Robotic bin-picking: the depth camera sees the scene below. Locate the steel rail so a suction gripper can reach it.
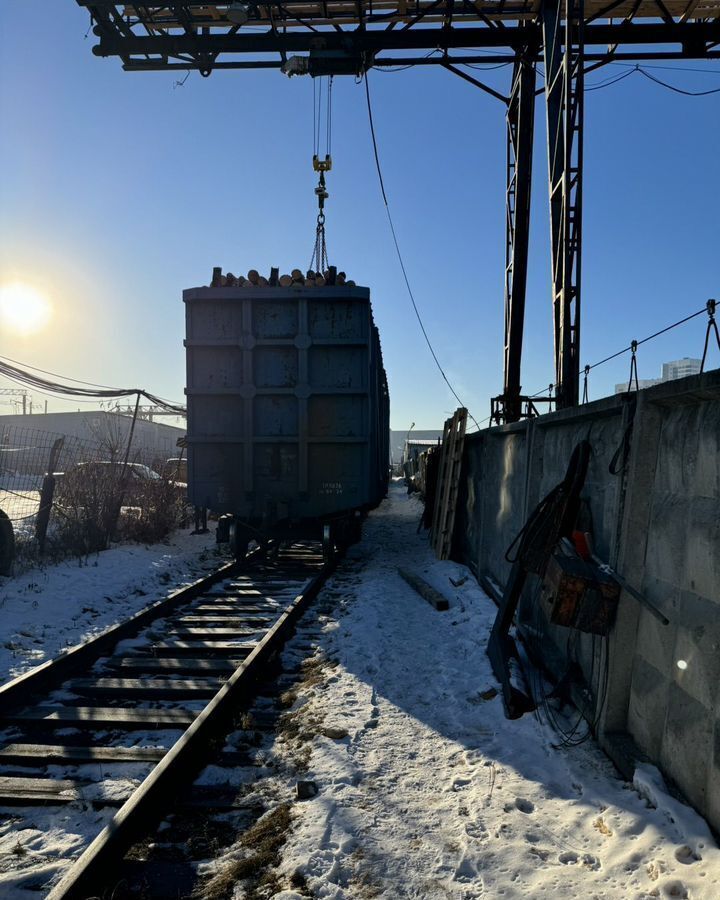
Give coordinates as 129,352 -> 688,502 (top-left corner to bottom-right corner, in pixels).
45,548 -> 335,900
0,556 -> 243,716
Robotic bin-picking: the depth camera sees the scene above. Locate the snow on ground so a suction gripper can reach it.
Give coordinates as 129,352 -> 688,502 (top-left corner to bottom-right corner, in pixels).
0,528 -> 222,684
0,527 -> 226,893
270,482 -> 720,900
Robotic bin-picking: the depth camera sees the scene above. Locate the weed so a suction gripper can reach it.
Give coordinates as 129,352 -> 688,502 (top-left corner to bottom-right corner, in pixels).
194,804 -> 292,900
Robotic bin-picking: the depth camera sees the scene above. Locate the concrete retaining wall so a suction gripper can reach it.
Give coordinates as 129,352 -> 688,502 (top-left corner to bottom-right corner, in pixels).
455,369 -> 720,832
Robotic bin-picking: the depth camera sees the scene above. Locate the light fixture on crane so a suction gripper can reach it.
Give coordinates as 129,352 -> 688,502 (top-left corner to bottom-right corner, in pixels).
226,2 -> 251,25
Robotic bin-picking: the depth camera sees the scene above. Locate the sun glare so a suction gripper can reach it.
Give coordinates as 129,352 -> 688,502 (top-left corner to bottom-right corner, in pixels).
0,282 -> 53,336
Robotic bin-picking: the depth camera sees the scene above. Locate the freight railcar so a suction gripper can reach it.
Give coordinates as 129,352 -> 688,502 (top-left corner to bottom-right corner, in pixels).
184,280 -> 389,555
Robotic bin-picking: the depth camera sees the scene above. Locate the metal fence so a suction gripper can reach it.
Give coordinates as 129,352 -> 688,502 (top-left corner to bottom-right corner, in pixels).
0,424 -> 187,571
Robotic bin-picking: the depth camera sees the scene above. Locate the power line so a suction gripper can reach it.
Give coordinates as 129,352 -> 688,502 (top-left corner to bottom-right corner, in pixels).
0,358 -> 185,414
0,353 -> 122,390
363,72 -> 482,432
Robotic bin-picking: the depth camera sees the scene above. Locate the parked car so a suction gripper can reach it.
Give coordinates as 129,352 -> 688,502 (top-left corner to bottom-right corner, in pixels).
54,461 -> 163,505
160,457 -> 188,488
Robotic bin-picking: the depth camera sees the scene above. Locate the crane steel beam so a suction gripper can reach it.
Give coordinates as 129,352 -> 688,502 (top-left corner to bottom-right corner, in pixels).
498,49 -> 537,424
86,22 -> 720,55
118,50 -> 720,71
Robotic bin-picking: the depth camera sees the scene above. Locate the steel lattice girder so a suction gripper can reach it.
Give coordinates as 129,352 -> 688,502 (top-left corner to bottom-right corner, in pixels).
502,50 -> 537,424
84,23 -> 720,59
76,1 -> 720,71
544,0 -> 584,411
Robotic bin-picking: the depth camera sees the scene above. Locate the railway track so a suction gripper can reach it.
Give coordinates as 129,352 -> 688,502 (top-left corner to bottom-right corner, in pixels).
0,541 -> 334,899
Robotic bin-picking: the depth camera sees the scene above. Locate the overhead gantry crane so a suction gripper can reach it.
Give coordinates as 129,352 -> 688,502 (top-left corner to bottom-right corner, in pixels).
76,1 -> 720,422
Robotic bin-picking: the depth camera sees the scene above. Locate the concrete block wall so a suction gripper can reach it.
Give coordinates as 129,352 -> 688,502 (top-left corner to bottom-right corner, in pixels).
455,370 -> 720,832
622,377 -> 720,828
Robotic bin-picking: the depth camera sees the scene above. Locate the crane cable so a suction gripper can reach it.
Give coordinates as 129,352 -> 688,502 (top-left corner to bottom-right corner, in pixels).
310,76 -> 333,273
364,72 -> 481,431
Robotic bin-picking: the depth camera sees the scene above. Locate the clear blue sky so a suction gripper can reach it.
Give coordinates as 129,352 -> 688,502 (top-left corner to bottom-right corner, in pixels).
1,3 -> 718,429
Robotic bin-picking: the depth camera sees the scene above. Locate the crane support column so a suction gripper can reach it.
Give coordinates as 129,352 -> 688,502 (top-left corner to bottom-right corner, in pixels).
501,51 -> 537,424
543,0 -> 584,410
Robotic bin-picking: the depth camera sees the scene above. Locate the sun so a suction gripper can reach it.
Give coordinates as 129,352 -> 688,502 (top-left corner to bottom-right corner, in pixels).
0,282 -> 53,336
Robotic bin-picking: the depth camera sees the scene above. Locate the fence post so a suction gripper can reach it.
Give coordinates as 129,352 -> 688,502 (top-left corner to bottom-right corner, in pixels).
35,437 -> 65,554
109,392 -> 141,541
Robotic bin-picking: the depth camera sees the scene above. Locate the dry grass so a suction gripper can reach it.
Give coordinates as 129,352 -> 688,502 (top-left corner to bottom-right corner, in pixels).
194,804 -> 292,900
53,463 -> 188,557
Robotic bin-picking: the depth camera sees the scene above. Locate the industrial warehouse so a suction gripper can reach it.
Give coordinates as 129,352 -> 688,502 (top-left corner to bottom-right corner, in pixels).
0,3 -> 718,899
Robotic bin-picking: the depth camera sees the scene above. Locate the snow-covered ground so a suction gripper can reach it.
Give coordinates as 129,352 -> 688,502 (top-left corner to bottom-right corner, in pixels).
268,482 -> 720,900
1,485 -> 718,899
0,528 -> 221,685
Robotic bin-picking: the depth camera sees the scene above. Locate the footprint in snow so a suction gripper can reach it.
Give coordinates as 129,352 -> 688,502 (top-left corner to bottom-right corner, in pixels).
454,854 -> 481,884
558,851 -> 600,869
674,845 -> 701,864
514,797 -> 534,814
465,821 -> 488,840
661,880 -> 689,898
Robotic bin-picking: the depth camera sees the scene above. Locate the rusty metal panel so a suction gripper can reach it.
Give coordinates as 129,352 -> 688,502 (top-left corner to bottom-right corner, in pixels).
544,554 -> 620,635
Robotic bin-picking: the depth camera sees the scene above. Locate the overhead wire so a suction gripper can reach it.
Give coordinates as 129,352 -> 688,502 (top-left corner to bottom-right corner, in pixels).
582,62 -> 720,94
585,305 -> 709,372
365,48 -> 715,429
635,66 -> 720,96
374,49 -> 441,72
624,61 -> 720,74
524,303 -> 711,404
585,67 -> 636,91
0,357 -> 186,414
363,72 -> 482,432
0,354 -> 124,391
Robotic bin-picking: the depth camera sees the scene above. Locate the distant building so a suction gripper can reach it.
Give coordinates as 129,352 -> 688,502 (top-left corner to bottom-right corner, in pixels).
615,357 -> 703,394
389,430 -> 442,467
662,358 -> 702,381
614,378 -> 663,393
0,411 -> 185,468
402,438 -> 439,466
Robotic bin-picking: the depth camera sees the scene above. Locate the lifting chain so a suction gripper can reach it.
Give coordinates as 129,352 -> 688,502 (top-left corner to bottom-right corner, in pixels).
309,155 -> 331,274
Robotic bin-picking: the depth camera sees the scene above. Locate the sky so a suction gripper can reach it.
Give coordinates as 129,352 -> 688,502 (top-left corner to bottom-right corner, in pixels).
0,3 -> 718,430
